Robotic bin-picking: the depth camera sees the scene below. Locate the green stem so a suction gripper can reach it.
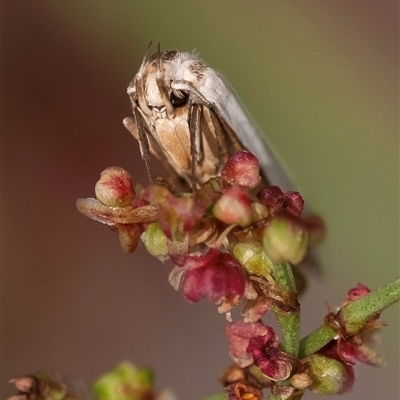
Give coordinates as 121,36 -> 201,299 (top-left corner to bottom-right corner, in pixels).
271,262 -> 300,357
299,279 -> 400,359
266,263 -> 301,400
298,325 -> 337,359
339,279 -> 400,334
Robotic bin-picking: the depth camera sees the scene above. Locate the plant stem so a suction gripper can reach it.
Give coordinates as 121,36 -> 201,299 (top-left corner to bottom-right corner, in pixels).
339,278 -> 400,334
299,278 -> 400,359
271,262 -> 300,357
298,325 -> 337,359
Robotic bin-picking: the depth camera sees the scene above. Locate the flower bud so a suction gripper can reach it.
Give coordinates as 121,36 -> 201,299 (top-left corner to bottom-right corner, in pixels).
307,354 -> 347,395
263,215 -> 309,265
93,362 -> 153,400
95,167 -> 134,207
220,151 -> 261,189
155,390 -> 179,400
116,223 -> 141,253
257,186 -> 304,217
141,222 -> 168,261
233,241 -> 272,278
9,375 -> 40,395
304,214 -> 326,246
173,249 -> 245,311
213,186 -> 252,226
290,373 -> 313,389
251,202 -> 270,220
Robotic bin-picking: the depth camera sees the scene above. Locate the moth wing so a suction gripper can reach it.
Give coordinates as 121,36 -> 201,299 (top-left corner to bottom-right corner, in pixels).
199,71 -> 295,191
123,115 -> 187,189
189,103 -> 254,186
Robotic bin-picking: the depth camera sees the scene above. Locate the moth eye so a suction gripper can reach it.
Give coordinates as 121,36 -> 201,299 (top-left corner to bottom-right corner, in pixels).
170,90 -> 188,108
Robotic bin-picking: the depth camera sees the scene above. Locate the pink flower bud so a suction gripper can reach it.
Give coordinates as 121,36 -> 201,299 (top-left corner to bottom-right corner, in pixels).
220,151 -> 261,189
304,214 -> 326,246
213,186 -> 252,226
95,167 -> 134,207
9,375 -> 40,395
257,186 -> 304,217
246,326 -> 293,381
143,185 -> 206,240
342,283 -> 371,305
226,321 -> 270,368
172,249 -> 245,312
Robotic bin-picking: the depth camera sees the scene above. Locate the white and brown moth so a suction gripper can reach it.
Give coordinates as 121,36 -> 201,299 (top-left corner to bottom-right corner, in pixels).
124,50 -> 293,191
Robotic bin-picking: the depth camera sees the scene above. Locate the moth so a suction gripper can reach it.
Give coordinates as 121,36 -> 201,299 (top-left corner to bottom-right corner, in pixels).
124,50 -> 293,191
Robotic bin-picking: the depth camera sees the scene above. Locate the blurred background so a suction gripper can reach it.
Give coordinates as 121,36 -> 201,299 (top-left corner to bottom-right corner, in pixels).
2,1 -> 398,399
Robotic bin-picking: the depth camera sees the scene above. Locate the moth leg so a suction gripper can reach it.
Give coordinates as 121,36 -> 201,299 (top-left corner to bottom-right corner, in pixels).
131,108 -> 155,184
189,104 -> 202,190
123,116 -> 139,141
123,116 -> 187,191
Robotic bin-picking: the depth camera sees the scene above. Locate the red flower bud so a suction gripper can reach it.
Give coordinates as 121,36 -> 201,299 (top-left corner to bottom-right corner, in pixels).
225,321 -> 270,368
95,167 -> 134,207
246,327 -> 293,381
257,186 -> 304,218
172,249 -> 245,313
220,151 -> 261,189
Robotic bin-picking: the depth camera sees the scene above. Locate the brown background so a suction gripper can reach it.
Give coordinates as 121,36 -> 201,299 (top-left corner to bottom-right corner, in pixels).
2,1 -> 398,399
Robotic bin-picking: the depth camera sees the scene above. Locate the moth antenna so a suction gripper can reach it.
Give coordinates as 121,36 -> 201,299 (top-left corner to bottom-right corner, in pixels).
156,47 -> 161,72
137,41 -> 153,79
145,40 -> 153,53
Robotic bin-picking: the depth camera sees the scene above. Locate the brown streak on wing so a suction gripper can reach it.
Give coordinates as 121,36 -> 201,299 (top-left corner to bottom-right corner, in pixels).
203,106 -> 230,162
211,106 -> 244,155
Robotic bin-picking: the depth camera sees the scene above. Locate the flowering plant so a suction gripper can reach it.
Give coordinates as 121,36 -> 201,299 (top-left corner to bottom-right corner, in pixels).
9,151 -> 399,400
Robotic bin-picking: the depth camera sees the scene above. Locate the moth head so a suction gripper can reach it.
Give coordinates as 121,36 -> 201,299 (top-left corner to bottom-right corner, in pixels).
127,51 -> 193,118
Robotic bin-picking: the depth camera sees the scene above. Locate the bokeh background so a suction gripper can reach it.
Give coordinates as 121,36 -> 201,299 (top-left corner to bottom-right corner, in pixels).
3,1 -> 398,399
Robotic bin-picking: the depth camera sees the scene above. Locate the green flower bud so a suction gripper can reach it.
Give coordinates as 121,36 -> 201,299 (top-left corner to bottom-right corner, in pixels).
233,241 -> 272,278
262,215 -> 309,265
93,362 -> 153,400
142,222 -> 168,260
307,354 -> 347,395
